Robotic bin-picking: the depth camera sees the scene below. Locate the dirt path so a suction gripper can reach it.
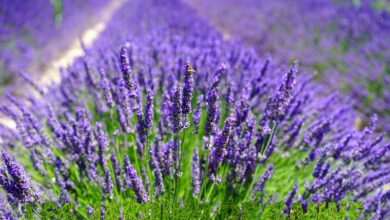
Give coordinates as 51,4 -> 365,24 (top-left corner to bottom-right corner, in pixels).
41,0 -> 125,84
0,0 -> 125,128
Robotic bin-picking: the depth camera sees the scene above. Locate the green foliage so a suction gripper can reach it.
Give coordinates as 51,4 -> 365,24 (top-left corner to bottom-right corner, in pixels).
25,201 -> 362,219
372,0 -> 390,12
49,0 -> 63,24
8,76 -> 360,219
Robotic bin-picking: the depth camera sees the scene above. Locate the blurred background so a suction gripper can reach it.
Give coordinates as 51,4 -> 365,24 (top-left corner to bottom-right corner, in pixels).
0,0 -> 389,133
0,0 -> 113,88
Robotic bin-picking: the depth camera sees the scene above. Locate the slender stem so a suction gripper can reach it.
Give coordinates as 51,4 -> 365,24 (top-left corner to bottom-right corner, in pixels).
261,122 -> 278,155
76,207 -> 89,219
32,203 -> 42,218
206,183 -> 216,202
242,121 -> 278,202
131,135 -> 141,175
175,127 -> 187,201
199,135 -> 211,199
143,138 -> 153,196
173,133 -> 180,202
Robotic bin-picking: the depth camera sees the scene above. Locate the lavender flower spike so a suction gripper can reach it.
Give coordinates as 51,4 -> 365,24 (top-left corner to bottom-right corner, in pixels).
182,62 -> 195,114
124,157 -> 150,203
100,69 -> 114,108
214,117 -> 233,162
110,150 -> 123,192
100,202 -> 106,220
144,89 -> 154,137
282,183 -> 299,215
120,46 -> 137,98
192,95 -> 203,134
205,86 -> 219,136
191,148 -> 201,195
254,163 -> 274,193
0,151 -> 39,203
102,159 -> 114,197
264,61 -> 298,121
149,147 -> 164,197
95,122 -> 109,165
172,85 -> 183,133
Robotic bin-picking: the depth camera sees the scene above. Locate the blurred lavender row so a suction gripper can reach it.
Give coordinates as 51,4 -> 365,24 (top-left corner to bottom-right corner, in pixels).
188,0 -> 390,133
0,0 -> 107,87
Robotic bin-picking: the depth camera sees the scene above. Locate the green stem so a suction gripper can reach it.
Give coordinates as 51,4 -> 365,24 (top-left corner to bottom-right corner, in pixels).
175,128 -> 187,201
242,121 -> 278,202
132,145 -> 141,175
144,138 -> 154,197
173,133 -> 180,202
206,183 -> 216,203
199,136 -> 210,200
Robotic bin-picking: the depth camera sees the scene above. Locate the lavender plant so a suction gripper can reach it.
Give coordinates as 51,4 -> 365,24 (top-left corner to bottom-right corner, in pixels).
189,0 -> 390,134
0,0 -> 389,219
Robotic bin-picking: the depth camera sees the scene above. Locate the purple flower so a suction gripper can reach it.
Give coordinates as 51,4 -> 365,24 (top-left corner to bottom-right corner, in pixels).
205,87 -> 219,136
172,85 -> 183,133
254,163 -> 274,193
102,159 -> 114,197
29,148 -> 45,176
18,72 -> 45,96
95,122 -> 108,165
116,107 -> 130,133
149,147 -> 164,197
352,115 -> 378,161
192,95 -> 203,134
191,148 -> 201,195
142,89 -> 154,140
313,151 -> 326,178
182,62 -> 195,114
303,119 -> 330,151
87,205 -> 94,216
205,64 -> 225,136
116,79 -> 132,122
6,93 -> 50,147
300,196 -> 308,213
99,69 -> 114,108
161,92 -> 172,133
263,62 -> 298,121
100,202 -> 106,220
120,47 -> 137,99
124,156 -> 149,203
0,193 -> 15,219
213,117 -> 233,162
46,103 -> 64,139
0,106 -> 32,147
0,151 -> 39,203
54,157 -> 73,190
282,183 -> 298,215
332,134 -> 352,159
110,150 -> 123,192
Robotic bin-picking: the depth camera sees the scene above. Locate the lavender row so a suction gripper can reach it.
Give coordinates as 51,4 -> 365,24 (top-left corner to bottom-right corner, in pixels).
188,0 -> 390,133
0,0 -> 388,218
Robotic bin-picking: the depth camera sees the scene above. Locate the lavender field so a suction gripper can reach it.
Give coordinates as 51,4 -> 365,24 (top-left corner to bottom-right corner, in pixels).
0,0 -> 389,219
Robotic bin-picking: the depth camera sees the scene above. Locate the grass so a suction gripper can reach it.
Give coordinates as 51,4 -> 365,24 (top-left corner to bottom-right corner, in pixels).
25,201 -> 362,219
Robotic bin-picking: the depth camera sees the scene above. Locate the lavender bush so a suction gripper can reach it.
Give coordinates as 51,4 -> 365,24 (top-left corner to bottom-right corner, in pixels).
0,0 -> 389,219
189,0 -> 390,133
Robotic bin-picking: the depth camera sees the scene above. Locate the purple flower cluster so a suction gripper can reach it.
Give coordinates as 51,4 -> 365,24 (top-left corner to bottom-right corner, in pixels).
0,151 -> 38,204
0,0 -> 388,218
124,156 -> 149,203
